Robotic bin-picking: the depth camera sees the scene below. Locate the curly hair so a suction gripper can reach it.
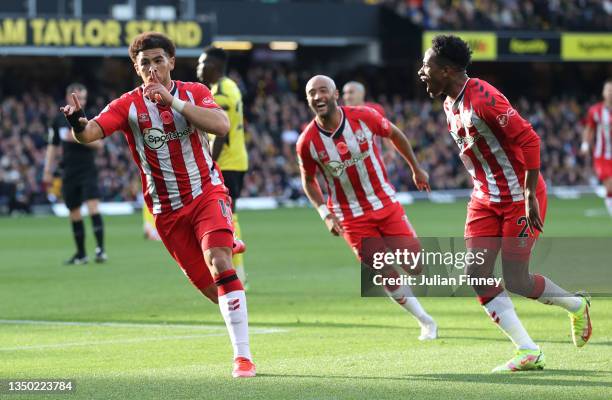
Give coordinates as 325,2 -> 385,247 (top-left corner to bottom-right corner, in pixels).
431,35 -> 472,70
129,32 -> 176,62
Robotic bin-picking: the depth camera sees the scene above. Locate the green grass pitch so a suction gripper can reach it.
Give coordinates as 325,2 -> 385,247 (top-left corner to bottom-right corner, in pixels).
0,196 -> 611,399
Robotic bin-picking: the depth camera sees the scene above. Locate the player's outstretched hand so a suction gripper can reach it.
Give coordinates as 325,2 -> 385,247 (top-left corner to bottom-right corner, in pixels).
525,194 -> 544,234
324,214 -> 344,236
144,69 -> 172,105
60,93 -> 88,129
412,168 -> 431,192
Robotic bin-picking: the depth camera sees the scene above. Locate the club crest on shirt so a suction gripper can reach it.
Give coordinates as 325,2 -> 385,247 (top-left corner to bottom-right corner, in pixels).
318,150 -> 329,162
496,108 -> 517,127
354,129 -> 367,144
138,113 -> 150,123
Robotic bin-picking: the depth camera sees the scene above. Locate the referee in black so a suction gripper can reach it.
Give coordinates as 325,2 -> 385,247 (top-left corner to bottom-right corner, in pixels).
43,83 -> 107,265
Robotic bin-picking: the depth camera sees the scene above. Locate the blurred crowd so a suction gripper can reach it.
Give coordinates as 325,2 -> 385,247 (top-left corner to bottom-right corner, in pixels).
380,0 -> 612,31
0,66 -> 598,214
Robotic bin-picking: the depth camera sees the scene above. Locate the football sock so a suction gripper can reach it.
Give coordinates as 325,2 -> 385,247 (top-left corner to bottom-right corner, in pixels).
383,270 -> 433,325
215,269 -> 251,360
605,192 -> 612,217
232,215 -> 246,283
530,274 -> 582,312
71,220 -> 85,256
91,213 -> 105,251
483,291 -> 538,350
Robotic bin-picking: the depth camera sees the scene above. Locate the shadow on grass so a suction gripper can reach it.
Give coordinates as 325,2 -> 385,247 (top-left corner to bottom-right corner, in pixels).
258,369 -> 612,388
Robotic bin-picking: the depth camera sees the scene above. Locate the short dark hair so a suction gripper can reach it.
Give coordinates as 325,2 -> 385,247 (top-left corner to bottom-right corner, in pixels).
605,77 -> 612,85
202,46 -> 228,64
431,35 -> 472,70
129,32 -> 176,62
66,82 -> 86,95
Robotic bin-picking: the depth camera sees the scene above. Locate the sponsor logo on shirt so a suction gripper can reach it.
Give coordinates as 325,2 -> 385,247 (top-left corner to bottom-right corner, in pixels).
454,133 -> 482,147
325,151 -> 369,178
496,108 -> 517,127
143,126 -> 193,150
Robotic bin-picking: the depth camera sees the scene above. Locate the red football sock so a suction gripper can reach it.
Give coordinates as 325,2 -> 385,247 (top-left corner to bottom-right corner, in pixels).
214,269 -> 244,296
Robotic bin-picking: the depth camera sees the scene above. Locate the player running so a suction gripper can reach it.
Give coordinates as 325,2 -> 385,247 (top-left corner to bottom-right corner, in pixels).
418,35 -> 592,372
43,83 -> 107,265
581,79 -> 612,217
198,46 -> 250,286
59,32 -> 255,378
297,75 -> 437,341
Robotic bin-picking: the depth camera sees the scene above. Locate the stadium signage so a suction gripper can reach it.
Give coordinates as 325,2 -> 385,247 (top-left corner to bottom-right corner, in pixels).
422,31 -> 497,61
423,31 -> 610,62
561,33 -> 612,61
0,18 -> 209,55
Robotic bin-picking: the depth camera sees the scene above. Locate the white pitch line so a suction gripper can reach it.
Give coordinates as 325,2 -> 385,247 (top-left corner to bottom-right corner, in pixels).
0,319 -> 287,351
0,319 -> 286,334
0,334 -> 229,351
0,319 -> 287,352
584,208 -> 609,217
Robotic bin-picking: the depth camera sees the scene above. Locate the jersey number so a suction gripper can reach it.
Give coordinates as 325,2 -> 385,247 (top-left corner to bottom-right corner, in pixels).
516,216 -> 529,238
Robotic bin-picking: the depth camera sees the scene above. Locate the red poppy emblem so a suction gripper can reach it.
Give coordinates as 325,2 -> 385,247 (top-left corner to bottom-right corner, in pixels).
336,142 -> 349,155
161,111 -> 173,125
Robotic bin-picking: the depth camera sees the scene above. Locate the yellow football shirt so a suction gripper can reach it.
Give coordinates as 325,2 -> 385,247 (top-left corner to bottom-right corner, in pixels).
210,77 -> 248,171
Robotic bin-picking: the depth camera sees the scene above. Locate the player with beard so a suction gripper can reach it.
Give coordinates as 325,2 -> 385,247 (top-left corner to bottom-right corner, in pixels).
418,34 -> 591,372
297,75 -> 438,340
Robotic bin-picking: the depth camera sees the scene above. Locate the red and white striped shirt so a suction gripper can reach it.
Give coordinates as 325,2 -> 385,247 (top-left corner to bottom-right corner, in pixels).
94,80 -> 225,214
296,106 -> 397,221
444,78 -> 545,204
585,102 -> 612,160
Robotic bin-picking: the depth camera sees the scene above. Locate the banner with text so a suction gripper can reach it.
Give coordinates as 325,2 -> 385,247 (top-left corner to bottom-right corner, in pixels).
0,18 -> 211,56
423,31 -> 611,62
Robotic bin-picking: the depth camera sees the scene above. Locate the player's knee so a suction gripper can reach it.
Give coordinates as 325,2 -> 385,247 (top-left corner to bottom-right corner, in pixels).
204,247 -> 233,275
503,274 -> 531,296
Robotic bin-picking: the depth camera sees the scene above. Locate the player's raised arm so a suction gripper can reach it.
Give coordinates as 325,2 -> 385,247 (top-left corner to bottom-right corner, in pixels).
388,123 -> 431,192
61,92 -> 104,144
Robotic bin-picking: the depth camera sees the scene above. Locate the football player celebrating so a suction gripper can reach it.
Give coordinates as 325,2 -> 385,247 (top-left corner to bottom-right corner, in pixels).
297,75 -> 437,341
59,32 -> 255,378
418,35 -> 592,372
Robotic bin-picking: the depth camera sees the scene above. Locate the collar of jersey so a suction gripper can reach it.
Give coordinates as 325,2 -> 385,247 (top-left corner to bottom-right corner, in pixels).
316,107 -> 345,139
450,78 -> 470,111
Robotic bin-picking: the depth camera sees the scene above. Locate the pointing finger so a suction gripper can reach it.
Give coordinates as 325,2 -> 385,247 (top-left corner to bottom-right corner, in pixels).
71,93 -> 82,110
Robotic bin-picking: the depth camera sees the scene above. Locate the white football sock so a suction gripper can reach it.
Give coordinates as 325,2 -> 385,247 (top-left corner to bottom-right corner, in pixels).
536,276 -> 582,313
384,284 -> 433,325
218,290 -> 251,360
606,196 -> 612,217
483,292 -> 538,350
